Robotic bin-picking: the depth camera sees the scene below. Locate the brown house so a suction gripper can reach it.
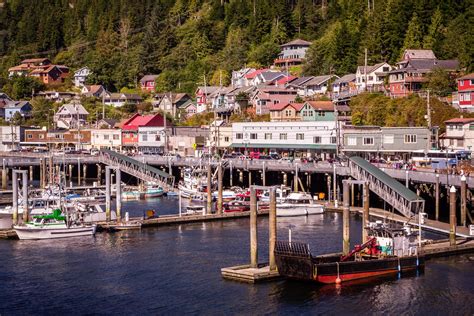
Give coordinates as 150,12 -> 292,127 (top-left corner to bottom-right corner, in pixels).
23,129 -> 92,149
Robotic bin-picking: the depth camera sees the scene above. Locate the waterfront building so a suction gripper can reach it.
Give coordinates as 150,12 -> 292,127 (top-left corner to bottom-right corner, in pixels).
91,129 -> 122,151
138,126 -> 166,154
169,126 -> 208,157
250,87 -> 297,115
0,125 -> 26,151
342,126 -> 431,160
440,117 -> 474,150
231,121 -> 337,158
22,128 -> 92,150
120,113 -> 168,153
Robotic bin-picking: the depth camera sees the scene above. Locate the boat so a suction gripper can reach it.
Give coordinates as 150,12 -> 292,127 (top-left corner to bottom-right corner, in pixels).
107,221 -> 142,231
143,184 -> 164,198
13,209 -> 96,240
212,190 -> 238,202
182,205 -> 205,215
223,192 -> 269,213
260,186 -> 291,204
178,167 -> 212,201
276,192 -> 324,216
275,221 -> 425,284
122,189 -> 141,200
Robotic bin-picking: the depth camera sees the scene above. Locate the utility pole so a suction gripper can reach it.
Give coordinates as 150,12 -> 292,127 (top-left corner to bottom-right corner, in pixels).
102,92 -> 105,120
426,89 -> 432,151
364,48 -> 368,92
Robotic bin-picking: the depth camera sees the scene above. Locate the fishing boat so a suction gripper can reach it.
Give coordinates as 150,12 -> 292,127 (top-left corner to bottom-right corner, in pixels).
223,192 -> 269,213
276,192 -> 324,216
122,189 -> 141,200
260,186 -> 291,204
275,221 -> 425,284
13,209 -> 96,240
212,190 -> 238,202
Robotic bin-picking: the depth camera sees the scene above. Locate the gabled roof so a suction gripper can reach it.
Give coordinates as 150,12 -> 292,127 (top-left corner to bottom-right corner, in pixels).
140,75 -> 159,83
304,101 -> 334,111
403,49 -> 436,60
179,99 -> 196,109
280,39 -> 311,47
391,59 -> 459,73
259,71 -> 286,82
107,93 -> 142,101
275,75 -> 297,85
304,75 -> 335,86
245,69 -> 269,79
0,93 -> 12,101
57,103 -> 89,115
458,73 -> 474,81
74,66 -> 90,75
333,74 -> 356,85
21,58 -> 51,64
357,63 -> 389,75
4,101 -> 31,109
196,86 -> 221,95
269,102 -> 304,111
122,113 -> 168,130
287,76 -> 314,87
444,118 -> 474,124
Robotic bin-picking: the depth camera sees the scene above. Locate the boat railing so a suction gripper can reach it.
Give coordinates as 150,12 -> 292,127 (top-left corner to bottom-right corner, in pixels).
275,240 -> 311,258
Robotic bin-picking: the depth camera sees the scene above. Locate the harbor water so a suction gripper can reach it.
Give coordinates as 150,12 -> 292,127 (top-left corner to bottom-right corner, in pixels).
0,197 -> 473,314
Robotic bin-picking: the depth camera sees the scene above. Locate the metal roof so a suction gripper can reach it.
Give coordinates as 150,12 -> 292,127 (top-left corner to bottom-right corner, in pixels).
349,156 -> 422,202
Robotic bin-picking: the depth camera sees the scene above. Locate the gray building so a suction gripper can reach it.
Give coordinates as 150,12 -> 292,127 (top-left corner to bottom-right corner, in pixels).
342,126 -> 431,160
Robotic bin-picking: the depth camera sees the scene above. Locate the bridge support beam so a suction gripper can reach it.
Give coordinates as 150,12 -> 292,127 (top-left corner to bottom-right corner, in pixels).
269,187 -> 277,271
250,187 -> 258,268
449,186 -> 457,246
461,175 -> 467,227
116,168 -> 122,222
342,180 -> 350,255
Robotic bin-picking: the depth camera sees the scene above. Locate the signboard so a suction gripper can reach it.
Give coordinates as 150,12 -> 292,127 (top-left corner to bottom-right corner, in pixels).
470,225 -> 474,236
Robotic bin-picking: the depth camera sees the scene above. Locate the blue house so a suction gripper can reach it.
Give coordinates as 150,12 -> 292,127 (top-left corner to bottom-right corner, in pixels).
4,101 -> 32,121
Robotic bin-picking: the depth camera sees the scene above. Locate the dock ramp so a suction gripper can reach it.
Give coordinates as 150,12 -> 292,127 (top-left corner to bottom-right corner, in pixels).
349,156 -> 424,218
99,149 -> 175,190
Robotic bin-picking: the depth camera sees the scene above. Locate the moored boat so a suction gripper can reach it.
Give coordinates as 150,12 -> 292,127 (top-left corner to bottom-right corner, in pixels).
13,209 -> 96,240
275,222 -> 425,284
144,185 -> 164,198
277,192 -> 324,216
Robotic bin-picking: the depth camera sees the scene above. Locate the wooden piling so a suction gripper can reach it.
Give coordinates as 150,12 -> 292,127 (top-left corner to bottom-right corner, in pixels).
363,182 -> 370,243
217,163 -> 223,215
435,174 -> 440,221
116,168 -> 122,221
48,157 -> 53,185
248,170 -> 252,188
269,187 -> 277,271
12,171 -> 18,225
22,171 -> 28,223
351,183 -> 355,206
97,164 -> 102,185
68,164 -> 73,181
449,186 -> 456,246
461,175 -> 466,227
326,175 -> 331,201
207,162 -> 212,214
283,172 -> 287,186
82,164 -> 87,184
405,170 -> 409,188
294,163 -> 298,192
2,167 -> 7,190
342,180 -> 350,255
229,161 -> 233,187
77,158 -> 81,186
105,167 -> 111,222
250,187 -> 258,268
41,158 -> 46,188
262,162 -> 266,187
29,166 -> 33,182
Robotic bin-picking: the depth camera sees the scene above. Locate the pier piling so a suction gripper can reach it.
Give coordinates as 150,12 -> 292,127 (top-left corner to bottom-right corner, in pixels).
435,174 -> 440,221
283,172 -> 287,186
217,163 -> 223,214
262,162 -> 266,186
105,166 -> 111,222
77,158 -> 81,186
342,180 -> 350,255
2,167 -> 7,190
461,175 -> 466,227
294,163 -> 299,192
97,164 -> 102,185
116,168 -> 122,221
29,166 -> 33,182
21,171 -> 28,223
250,187 -> 258,268
41,158 -> 46,188
248,170 -> 252,187
229,161 -> 233,187
207,162 -> 212,214
68,164 -> 73,182
449,186 -> 456,246
269,187 -> 277,271
12,171 -> 18,225
82,164 -> 87,184
363,182 -> 370,243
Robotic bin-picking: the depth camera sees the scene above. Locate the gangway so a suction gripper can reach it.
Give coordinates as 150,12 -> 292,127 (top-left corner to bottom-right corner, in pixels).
349,156 -> 424,218
99,149 -> 175,191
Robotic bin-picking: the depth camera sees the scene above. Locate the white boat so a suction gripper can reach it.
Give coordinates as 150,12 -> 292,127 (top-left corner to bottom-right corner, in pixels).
182,205 -> 205,215
260,186 -> 291,204
13,209 -> 96,240
277,192 -> 324,217
212,190 -> 238,202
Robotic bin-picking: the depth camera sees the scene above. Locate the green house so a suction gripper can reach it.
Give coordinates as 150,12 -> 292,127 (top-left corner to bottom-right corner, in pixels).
300,101 -> 335,121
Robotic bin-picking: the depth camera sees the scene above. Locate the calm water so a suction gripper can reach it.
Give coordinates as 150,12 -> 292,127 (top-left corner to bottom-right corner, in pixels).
0,197 -> 473,315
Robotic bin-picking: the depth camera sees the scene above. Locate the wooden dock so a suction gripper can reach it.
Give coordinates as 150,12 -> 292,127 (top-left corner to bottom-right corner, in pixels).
221,264 -> 281,283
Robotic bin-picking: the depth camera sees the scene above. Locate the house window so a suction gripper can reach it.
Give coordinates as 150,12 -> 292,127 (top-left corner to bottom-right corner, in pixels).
347,137 -> 356,146
142,134 -> 148,142
465,93 -> 471,101
285,110 -> 291,116
113,134 -> 119,140
250,133 -> 257,140
460,80 -> 464,86
296,133 -> 304,140
404,135 -> 417,143
39,134 -> 44,139
224,137 -> 229,142
470,79 -> 474,85
457,139 -> 464,147
264,133 -> 272,140
368,76 -> 374,81
27,134 -> 32,139
383,135 -> 394,144
363,137 -> 374,145
280,133 -> 287,140
313,136 -> 321,144
318,111 -> 325,116
155,135 -> 161,141
383,67 -> 389,72
330,136 -> 337,144
236,133 -> 243,139
104,135 -> 109,140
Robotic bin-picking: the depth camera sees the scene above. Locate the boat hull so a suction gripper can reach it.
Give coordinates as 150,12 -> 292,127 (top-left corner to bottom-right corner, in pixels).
277,204 -> 324,217
14,225 -> 96,240
275,241 -> 424,284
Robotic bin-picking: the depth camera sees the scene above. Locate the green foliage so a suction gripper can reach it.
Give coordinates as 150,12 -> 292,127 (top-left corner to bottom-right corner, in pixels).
350,93 -> 469,131
121,103 -> 138,114
402,13 -> 424,53
2,76 -> 45,100
25,98 -> 58,127
425,68 -> 456,97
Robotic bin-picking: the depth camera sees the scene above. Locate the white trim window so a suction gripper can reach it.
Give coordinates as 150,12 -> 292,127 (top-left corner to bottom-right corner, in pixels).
383,135 -> 394,144
313,136 -> 321,144
363,137 -> 374,145
347,137 -> 356,146
296,133 -> 304,140
279,133 -> 287,140
264,133 -> 272,140
404,134 -> 417,143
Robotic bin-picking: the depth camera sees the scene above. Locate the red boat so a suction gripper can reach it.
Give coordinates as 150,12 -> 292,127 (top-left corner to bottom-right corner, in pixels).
223,192 -> 269,213
275,222 -> 425,284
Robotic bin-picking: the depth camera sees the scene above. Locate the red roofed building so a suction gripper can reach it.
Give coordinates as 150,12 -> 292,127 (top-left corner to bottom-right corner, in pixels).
121,113 -> 170,151
8,58 -> 69,85
454,73 -> 474,111
251,87 -> 298,115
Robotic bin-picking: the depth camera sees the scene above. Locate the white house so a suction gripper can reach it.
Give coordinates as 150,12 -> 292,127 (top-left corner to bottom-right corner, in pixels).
104,93 -> 142,107
287,75 -> 337,97
54,102 -> 89,129
355,62 -> 392,92
0,126 -> 24,151
231,68 -> 255,88
138,126 -> 166,154
91,129 -> 122,150
231,121 -> 337,158
74,67 -> 91,87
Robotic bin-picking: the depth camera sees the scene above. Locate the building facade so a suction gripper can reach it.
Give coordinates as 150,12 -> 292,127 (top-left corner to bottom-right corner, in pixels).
91,129 -> 122,150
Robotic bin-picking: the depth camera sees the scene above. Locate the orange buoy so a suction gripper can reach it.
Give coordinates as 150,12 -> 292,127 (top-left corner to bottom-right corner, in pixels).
335,277 -> 342,284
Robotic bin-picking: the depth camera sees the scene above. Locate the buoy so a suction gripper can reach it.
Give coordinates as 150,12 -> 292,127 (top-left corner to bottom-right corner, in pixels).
335,277 -> 342,284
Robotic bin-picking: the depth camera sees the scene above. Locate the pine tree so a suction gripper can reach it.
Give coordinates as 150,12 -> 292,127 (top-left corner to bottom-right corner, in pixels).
423,8 -> 444,51
402,13 -> 424,53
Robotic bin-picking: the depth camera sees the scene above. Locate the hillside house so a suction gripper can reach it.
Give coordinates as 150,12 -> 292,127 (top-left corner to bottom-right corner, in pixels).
73,67 -> 91,87
269,103 -> 304,122
287,75 -> 337,97
195,86 -> 220,113
140,75 -> 159,92
54,102 -> 89,129
104,93 -> 142,107
453,73 -> 474,112
153,93 -> 192,116
251,87 -> 298,115
274,39 -> 311,68
81,85 -> 107,98
355,62 -> 392,92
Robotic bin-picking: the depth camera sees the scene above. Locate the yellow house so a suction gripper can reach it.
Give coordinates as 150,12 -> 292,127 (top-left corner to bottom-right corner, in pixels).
269,102 -> 304,122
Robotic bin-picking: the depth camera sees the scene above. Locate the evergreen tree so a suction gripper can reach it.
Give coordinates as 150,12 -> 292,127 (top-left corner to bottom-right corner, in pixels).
402,13 -> 424,53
